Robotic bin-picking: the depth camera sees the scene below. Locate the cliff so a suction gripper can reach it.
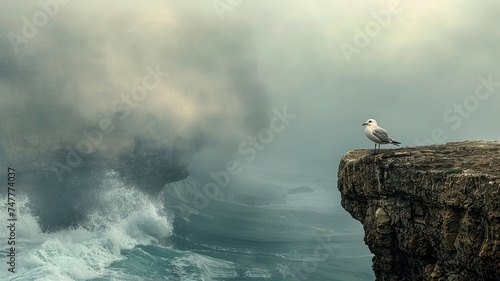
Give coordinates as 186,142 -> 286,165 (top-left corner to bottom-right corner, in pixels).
337,141 -> 500,281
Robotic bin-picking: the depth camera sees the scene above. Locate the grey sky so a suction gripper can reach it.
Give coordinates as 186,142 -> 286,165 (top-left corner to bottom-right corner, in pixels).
1,0 -> 499,173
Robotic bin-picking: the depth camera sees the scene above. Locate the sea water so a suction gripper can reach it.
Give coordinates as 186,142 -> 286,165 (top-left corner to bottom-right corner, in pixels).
0,159 -> 374,281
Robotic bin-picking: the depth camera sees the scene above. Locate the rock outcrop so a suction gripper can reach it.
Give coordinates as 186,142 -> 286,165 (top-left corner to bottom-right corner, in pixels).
338,141 -> 500,280
1,135 -> 196,192
0,134 -> 199,230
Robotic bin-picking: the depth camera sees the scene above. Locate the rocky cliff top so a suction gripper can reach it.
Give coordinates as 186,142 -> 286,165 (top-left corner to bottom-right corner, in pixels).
338,141 -> 500,280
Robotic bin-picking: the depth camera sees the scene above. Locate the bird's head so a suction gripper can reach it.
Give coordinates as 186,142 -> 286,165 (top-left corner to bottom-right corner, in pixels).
362,119 -> 377,127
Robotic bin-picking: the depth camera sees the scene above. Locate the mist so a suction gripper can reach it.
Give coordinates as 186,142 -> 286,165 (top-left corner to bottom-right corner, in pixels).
0,1 -> 271,176
2,1 -> 499,175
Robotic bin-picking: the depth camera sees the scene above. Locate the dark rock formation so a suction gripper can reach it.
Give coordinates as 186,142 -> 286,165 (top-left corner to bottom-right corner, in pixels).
338,141 -> 500,280
0,134 -> 199,230
1,135 -> 196,192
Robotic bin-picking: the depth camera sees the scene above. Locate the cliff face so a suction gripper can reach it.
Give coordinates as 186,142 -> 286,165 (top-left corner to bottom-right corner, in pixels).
338,141 -> 500,280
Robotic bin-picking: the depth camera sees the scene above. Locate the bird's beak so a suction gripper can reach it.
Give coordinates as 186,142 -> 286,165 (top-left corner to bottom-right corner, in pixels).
362,122 -> 368,126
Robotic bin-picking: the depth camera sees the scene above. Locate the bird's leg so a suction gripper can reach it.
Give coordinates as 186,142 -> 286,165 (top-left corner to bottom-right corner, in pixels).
373,143 -> 377,154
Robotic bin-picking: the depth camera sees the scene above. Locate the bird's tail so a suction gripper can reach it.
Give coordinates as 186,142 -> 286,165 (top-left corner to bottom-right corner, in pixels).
390,139 -> 401,146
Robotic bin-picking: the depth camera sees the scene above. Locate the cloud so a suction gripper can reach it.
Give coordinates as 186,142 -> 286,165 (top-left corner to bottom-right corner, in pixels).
0,1 -> 270,164
1,0 -> 499,170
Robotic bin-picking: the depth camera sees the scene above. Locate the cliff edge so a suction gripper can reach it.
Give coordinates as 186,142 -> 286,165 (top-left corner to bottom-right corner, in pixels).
338,141 -> 500,280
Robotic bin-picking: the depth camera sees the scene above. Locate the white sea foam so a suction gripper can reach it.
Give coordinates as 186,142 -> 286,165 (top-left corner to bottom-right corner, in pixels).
172,252 -> 238,280
0,171 -> 172,281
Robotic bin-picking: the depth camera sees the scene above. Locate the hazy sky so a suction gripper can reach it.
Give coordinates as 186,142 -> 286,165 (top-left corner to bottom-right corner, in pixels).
1,1 -> 499,174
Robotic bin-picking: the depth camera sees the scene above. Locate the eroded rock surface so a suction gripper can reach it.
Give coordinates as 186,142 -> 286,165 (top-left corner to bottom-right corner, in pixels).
338,141 -> 500,280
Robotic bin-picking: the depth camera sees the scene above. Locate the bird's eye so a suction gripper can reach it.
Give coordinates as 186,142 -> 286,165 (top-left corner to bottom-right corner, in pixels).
368,120 -> 372,123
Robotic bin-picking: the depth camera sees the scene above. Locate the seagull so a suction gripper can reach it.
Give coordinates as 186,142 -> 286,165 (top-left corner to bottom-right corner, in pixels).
362,119 -> 400,153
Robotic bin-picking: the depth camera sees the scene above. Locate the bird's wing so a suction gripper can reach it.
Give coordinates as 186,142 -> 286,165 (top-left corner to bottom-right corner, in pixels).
372,127 -> 391,143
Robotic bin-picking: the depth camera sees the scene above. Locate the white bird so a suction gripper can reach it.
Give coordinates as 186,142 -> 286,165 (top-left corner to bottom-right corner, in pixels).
362,119 -> 400,153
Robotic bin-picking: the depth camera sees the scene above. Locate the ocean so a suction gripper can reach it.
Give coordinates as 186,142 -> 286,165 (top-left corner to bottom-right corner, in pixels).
0,157 -> 374,281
